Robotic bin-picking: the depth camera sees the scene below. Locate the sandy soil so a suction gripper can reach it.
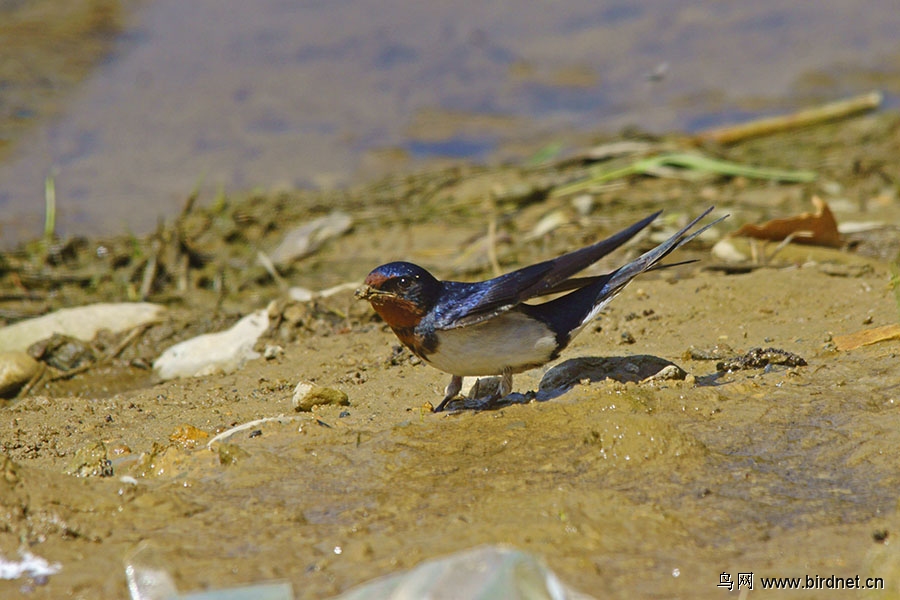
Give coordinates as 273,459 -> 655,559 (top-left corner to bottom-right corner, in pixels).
2,113 -> 900,599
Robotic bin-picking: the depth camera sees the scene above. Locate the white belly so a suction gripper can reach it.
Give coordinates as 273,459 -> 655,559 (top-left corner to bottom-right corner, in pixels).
423,311 -> 558,376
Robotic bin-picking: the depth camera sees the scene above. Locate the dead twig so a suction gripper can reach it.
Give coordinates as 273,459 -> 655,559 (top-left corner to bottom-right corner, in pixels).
107,322 -> 154,359
15,362 -> 47,399
256,250 -> 289,291
139,239 -> 160,300
696,91 -> 882,145
49,361 -> 93,381
486,193 -> 502,277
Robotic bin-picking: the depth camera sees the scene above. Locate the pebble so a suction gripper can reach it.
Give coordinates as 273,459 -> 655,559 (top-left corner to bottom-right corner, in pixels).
28,334 -> 95,371
0,351 -> 40,398
263,345 -> 284,360
641,364 -> 687,383
292,381 -> 349,412
571,194 -> 595,216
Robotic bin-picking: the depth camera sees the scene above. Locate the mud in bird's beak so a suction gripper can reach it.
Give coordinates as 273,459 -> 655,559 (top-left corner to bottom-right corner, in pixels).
355,285 -> 379,300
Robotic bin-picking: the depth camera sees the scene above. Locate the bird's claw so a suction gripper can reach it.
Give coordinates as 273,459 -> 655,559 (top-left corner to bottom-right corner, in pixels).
433,371 -> 513,412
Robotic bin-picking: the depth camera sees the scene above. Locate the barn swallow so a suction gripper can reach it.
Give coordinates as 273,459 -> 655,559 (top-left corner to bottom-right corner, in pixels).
357,207 -> 723,412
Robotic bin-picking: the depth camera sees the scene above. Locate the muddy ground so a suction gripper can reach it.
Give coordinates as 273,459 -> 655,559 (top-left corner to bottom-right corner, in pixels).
2,112 -> 900,599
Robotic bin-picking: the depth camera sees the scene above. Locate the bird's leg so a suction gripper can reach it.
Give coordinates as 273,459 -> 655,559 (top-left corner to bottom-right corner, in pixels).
474,368 -> 515,410
433,374 -> 463,412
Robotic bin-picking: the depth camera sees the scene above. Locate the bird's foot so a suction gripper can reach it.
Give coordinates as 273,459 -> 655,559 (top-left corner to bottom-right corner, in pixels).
432,370 -> 513,413
433,375 -> 463,412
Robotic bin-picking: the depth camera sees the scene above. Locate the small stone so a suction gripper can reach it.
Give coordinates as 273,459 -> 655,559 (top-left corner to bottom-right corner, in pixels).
571,194 -> 595,216
264,345 -> 284,360
28,333 -> 95,371
292,381 -> 349,412
642,364 -> 687,383
711,238 -> 749,263
0,351 -> 40,398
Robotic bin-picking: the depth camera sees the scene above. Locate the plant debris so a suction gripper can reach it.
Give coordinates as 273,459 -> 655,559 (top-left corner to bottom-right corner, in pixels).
833,324 -> 900,351
716,347 -> 808,372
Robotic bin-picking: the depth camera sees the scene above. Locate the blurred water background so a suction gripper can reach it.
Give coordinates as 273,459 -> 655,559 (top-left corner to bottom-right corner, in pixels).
1,0 -> 899,246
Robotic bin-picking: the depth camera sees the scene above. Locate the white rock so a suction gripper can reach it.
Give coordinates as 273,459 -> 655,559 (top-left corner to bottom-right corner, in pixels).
0,303 -> 165,353
153,309 -> 269,380
711,238 -> 749,263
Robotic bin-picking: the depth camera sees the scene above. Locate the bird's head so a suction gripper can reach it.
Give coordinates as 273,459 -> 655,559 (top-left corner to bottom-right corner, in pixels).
355,262 -> 442,329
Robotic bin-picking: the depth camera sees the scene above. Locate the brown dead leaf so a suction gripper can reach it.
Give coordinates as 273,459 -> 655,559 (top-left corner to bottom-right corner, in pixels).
732,196 -> 842,247
833,323 -> 900,351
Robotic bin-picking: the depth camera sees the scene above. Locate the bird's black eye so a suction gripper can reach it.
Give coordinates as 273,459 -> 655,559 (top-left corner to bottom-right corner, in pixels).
394,276 -> 414,292
382,275 -> 415,295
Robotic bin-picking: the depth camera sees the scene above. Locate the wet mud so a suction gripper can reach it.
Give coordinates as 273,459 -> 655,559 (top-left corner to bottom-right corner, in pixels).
2,113 -> 900,598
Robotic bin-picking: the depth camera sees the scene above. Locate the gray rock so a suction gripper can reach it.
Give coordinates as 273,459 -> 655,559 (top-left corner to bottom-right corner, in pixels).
28,334 -> 95,371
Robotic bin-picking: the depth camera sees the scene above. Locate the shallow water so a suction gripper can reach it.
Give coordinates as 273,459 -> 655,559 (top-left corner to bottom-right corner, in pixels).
2,0 -> 900,245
